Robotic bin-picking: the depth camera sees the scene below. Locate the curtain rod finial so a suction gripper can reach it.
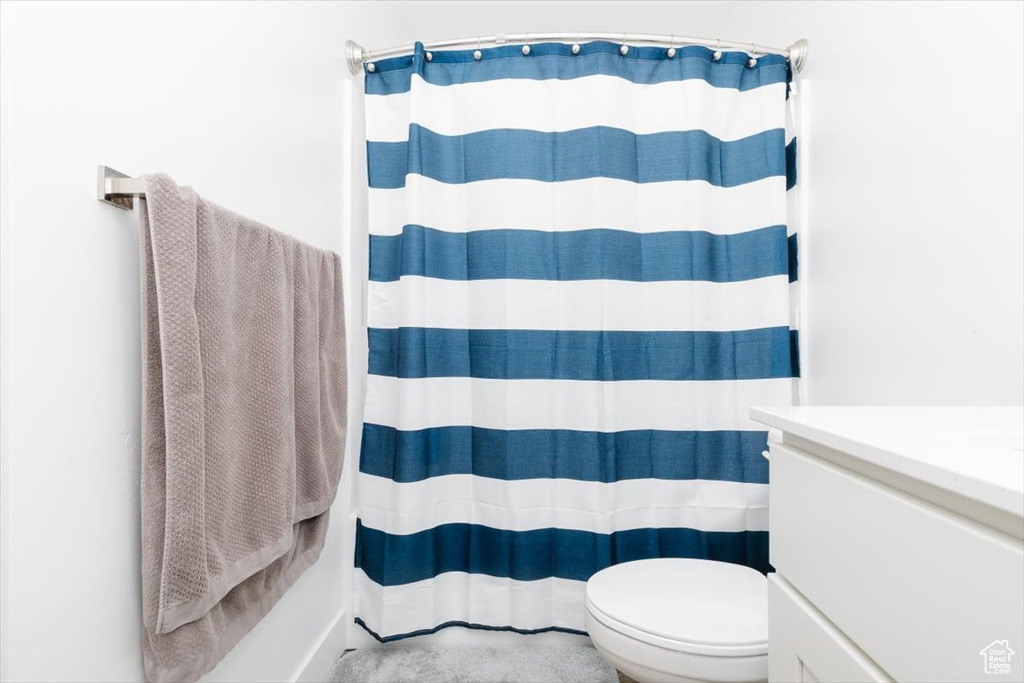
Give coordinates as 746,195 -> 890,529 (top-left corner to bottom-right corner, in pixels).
346,40 -> 366,75
787,39 -> 809,72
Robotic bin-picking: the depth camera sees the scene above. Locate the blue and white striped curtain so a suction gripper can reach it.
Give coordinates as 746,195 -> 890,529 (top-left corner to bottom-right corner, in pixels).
356,40 -> 799,642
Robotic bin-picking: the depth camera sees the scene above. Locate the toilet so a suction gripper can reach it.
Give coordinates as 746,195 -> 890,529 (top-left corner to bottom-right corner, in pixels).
585,558 -> 768,683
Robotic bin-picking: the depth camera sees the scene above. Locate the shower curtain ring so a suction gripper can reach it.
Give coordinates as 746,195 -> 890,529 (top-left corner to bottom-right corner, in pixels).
572,32 -> 580,55
712,38 -> 722,62
620,32 -> 629,56
474,36 -> 482,61
747,42 -> 758,68
667,34 -> 676,59
522,33 -> 531,56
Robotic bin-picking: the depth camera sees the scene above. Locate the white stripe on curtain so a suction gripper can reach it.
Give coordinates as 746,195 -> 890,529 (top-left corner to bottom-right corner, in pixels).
359,474 -> 768,535
368,276 -> 792,331
364,376 -> 795,432
355,569 -> 590,636
366,76 -> 786,141
369,176 -> 787,237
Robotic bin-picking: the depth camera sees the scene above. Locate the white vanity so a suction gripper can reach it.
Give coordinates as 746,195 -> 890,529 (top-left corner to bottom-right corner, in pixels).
751,407 -> 1024,683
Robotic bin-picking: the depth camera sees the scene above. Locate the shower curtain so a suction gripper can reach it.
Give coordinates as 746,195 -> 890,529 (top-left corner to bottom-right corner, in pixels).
356,40 -> 799,641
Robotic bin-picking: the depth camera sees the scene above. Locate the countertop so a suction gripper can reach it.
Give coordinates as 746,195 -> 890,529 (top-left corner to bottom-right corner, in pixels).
750,406 -> 1024,520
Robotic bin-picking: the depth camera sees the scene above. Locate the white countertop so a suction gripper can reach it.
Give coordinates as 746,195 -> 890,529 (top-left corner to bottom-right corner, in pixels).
751,406 -> 1024,519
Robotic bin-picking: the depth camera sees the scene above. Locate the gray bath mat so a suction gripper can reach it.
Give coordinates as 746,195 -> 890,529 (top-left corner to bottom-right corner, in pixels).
326,645 -> 619,683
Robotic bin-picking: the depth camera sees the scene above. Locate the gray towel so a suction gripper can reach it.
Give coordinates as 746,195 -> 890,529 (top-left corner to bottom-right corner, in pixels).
139,174 -> 346,682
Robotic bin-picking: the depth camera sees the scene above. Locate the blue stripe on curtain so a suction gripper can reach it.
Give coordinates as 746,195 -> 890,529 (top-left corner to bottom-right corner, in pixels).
367,327 -> 797,381
360,424 -> 771,484
355,521 -> 771,585
365,42 -> 789,95
786,138 -> 798,190
788,233 -> 799,282
370,225 -> 789,283
790,329 -> 801,377
368,125 -> 786,189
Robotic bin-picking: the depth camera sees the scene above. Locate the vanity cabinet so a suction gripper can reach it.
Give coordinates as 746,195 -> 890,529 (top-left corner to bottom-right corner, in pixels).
751,408 -> 1024,683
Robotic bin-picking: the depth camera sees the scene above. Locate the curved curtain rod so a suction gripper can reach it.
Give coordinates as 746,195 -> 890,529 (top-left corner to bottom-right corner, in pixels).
345,34 -> 808,75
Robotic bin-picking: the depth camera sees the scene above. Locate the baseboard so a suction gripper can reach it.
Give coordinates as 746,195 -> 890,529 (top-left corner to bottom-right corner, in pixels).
292,608 -> 348,683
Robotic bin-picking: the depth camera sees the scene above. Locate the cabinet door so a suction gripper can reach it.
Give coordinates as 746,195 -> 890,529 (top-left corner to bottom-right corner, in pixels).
770,442 -> 1024,681
769,575 -> 891,683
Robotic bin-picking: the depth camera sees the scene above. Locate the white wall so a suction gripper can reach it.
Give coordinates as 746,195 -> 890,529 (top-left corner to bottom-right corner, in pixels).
339,0 -> 735,54
716,0 -> 1024,406
0,2 -> 357,681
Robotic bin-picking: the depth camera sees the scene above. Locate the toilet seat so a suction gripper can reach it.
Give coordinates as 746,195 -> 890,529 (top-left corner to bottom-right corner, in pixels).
585,558 -> 768,658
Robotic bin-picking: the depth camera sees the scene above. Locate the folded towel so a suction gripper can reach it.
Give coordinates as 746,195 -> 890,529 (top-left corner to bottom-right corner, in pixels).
139,174 -> 346,682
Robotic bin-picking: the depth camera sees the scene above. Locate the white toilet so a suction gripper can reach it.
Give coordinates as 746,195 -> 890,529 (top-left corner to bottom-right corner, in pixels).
585,558 -> 768,683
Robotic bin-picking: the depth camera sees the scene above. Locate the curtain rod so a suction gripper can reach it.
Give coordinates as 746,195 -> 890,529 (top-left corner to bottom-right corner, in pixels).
345,34 -> 808,75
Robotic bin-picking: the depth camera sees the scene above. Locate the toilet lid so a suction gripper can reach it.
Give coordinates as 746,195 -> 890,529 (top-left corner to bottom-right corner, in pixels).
585,558 -> 768,656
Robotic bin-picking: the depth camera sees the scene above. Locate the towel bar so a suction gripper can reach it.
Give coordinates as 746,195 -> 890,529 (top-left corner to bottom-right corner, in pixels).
97,165 -> 145,210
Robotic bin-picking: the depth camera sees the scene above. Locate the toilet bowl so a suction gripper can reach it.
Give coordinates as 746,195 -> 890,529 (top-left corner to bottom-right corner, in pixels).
584,558 -> 768,683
